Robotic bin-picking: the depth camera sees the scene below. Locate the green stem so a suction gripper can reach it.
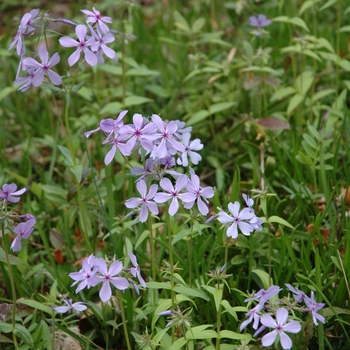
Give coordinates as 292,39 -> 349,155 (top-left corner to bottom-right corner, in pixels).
1,225 -> 18,349
148,215 -> 157,304
166,210 -> 175,308
119,291 -> 132,350
216,303 -> 221,350
224,235 -> 229,268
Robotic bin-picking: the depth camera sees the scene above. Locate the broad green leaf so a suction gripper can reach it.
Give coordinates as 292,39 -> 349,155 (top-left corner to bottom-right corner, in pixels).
268,215 -> 294,229
152,327 -> 169,345
241,66 -> 282,76
170,338 -> 187,350
215,168 -> 224,191
147,282 -> 171,289
270,87 -> 296,102
231,254 -> 248,265
322,306 -> 350,317
186,325 -> 216,339
209,101 -> 236,115
307,124 -> 320,140
295,71 -> 314,95
303,134 -> 317,149
287,93 -> 304,115
192,18 -> 205,33
135,230 -> 150,250
319,0 -> 339,11
312,89 -> 336,102
0,321 -> 12,333
18,299 -> 52,315
299,0 -> 321,15
70,165 -> 83,183
98,64 -> 122,75
220,330 -> 253,341
186,109 -> 210,125
0,248 -> 31,269
173,285 -> 210,301
57,145 -> 73,167
251,269 -> 271,289
124,96 -> 153,107
0,86 -> 17,101
100,102 -> 123,114
221,300 -> 247,320
273,16 -> 309,32
183,69 -> 201,82
317,38 -> 335,53
303,49 -> 321,61
172,229 -> 192,245
126,68 -> 160,77
174,11 -> 191,32
340,25 -> 350,33
14,324 -> 34,347
338,60 -> 350,72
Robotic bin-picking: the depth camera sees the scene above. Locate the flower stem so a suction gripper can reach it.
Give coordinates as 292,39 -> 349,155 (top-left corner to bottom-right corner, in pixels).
119,290 -> 132,350
148,215 -> 157,304
166,210 -> 175,309
1,225 -> 18,349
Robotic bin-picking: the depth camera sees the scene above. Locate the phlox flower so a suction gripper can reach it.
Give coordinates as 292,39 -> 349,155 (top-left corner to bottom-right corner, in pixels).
14,68 -> 36,92
184,170 -> 214,215
125,180 -> 159,222
89,258 -> 129,303
304,291 -> 325,326
0,183 -> 26,203
242,193 -> 254,210
245,285 -> 282,304
88,25 -> 117,64
261,308 -> 301,350
129,252 -> 146,290
173,120 -> 192,138
240,302 -> 264,331
177,133 -> 203,167
249,14 -> 272,29
11,218 -> 36,252
119,113 -> 158,155
154,175 -> 196,216
285,283 -> 307,303
69,254 -> 98,293
22,44 -> 62,87
217,201 -> 256,238
59,24 -> 97,66
81,7 -> 112,34
103,132 -> 130,165
130,158 -> 157,182
53,298 -> 87,314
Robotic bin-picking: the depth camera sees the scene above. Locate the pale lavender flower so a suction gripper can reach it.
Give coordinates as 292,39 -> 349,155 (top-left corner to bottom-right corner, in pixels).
18,213 -> 36,220
154,175 -> 196,216
177,133 -> 203,167
69,254 -> 98,293
160,156 -> 176,170
125,180 -> 159,222
242,193 -> 254,210
103,133 -> 130,165
240,302 -> 264,331
129,252 -> 146,288
304,291 -> 325,326
150,115 -> 184,159
89,25 -> 117,64
59,24 -> 97,66
0,183 -> 26,203
89,258 -> 129,303
11,218 -> 36,252
81,7 -> 112,34
217,201 -> 256,238
245,285 -> 282,303
261,308 -> 301,350
14,68 -> 36,92
120,114 -> 158,155
54,298 -> 87,313
22,44 -> 62,87
173,120 -> 192,138
184,171 -> 214,215
285,283 -> 307,303
130,158 -> 156,182
249,14 -> 272,28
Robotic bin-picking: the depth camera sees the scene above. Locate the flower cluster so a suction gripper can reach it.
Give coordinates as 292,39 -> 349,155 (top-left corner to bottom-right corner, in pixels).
217,194 -> 263,238
9,7 -> 117,91
241,284 -> 326,349
249,14 -> 272,37
85,111 -> 214,220
68,252 -> 146,304
0,183 -> 36,253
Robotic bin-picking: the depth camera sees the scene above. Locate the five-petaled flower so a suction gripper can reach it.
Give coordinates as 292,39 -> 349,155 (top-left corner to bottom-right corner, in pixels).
249,14 -> 272,29
261,308 -> 301,350
0,183 -> 26,203
53,298 -> 87,314
11,218 -> 36,252
81,7 -> 112,34
129,252 -> 147,291
304,291 -> 325,326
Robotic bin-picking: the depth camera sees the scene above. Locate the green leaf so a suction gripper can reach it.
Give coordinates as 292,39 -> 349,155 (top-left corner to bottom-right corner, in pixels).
338,60 -> 350,72
174,11 -> 191,32
299,0 -> 320,15
312,89 -> 336,102
186,325 -> 216,340
287,93 -> 304,115
183,69 -> 201,82
18,299 -> 52,315
186,109 -> 210,125
14,324 -> 34,346
0,86 -> 17,101
0,321 -> 13,333
147,282 -> 171,289
319,0 -> 338,11
135,230 -> 150,250
192,18 -> 205,33
268,215 -> 294,229
100,102 -> 123,114
241,66 -> 282,76
98,64 -> 122,75
273,16 -> 309,32
303,134 -> 317,149
0,248 -> 31,269
41,185 -> 68,202
172,229 -> 192,245
251,269 -> 271,289
124,96 -> 153,107
270,87 -> 296,102
126,68 -> 160,77
57,145 -> 73,167
340,25 -> 350,33
221,300 -> 246,321
295,71 -> 314,95
317,37 -> 335,53
170,338 -> 187,350
70,165 -> 83,183
173,285 -> 210,301
220,330 -> 253,341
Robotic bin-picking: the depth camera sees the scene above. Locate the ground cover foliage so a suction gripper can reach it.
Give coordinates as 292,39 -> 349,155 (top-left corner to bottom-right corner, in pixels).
0,0 -> 350,349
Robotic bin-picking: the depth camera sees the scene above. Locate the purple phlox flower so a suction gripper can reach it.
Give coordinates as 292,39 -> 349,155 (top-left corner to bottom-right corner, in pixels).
173,120 -> 192,138
261,308 -> 301,350
249,14 -> 272,29
240,302 -> 264,331
157,310 -> 172,317
89,258 -> 129,303
14,67 -> 36,92
9,9 -> 40,55
129,252 -> 146,289
150,114 -> 185,159
22,44 -> 62,87
130,158 -> 157,182
88,25 -> 117,64
160,155 -> 176,170
53,298 -> 87,314
0,183 -> 26,203
60,18 -> 78,26
177,133 -> 203,167
184,171 -> 214,215
11,218 -> 36,252
217,201 -> 256,238
119,114 -> 158,155
154,175 -> 196,216
304,291 -> 325,326
69,254 -> 98,293
250,215 -> 264,231
103,133 -> 130,165
125,180 -> 159,222
242,193 -> 254,211
18,213 -> 36,221
59,24 -> 97,66
81,7 -> 112,34
285,283 -> 307,303
245,285 -> 282,303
